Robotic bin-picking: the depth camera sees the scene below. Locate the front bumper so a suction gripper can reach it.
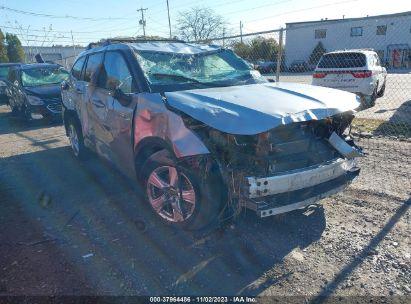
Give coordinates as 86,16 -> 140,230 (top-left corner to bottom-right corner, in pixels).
242,132 -> 362,217
244,159 -> 360,217
27,102 -> 62,121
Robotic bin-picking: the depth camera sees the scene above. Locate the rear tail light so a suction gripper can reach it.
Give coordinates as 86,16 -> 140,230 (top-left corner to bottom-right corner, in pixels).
313,72 -> 327,78
351,70 -> 372,78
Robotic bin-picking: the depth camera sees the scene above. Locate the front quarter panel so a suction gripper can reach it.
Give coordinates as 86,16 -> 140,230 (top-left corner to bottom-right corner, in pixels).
134,93 -> 210,158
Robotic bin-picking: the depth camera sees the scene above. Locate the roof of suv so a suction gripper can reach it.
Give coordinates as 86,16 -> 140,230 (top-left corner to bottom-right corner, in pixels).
81,41 -> 222,56
325,49 -> 376,55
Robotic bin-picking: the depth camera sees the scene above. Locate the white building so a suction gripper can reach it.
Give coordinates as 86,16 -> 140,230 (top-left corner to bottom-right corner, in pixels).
22,46 -> 85,69
285,11 -> 411,69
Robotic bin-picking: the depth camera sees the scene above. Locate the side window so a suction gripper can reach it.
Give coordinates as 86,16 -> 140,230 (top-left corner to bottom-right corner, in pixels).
374,54 -> 381,67
84,52 -> 104,83
71,56 -> 86,80
101,52 -> 134,93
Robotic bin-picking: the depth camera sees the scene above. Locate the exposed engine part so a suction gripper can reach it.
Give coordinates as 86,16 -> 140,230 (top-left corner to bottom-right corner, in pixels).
182,111 -> 357,223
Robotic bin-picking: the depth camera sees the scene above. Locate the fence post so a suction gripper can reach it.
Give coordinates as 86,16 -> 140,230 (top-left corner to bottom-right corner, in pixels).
276,27 -> 284,82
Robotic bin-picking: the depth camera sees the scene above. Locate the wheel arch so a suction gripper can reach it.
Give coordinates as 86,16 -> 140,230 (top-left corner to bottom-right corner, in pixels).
134,137 -> 174,179
63,107 -> 80,136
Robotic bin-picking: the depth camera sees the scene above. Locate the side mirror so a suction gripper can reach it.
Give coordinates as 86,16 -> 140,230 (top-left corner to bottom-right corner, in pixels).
113,88 -> 132,106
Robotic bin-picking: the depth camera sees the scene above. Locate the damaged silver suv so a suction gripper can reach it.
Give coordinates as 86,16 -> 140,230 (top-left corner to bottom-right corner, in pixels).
62,39 -> 363,230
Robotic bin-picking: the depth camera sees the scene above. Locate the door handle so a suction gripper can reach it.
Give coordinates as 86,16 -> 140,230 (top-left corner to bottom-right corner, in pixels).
92,98 -> 105,108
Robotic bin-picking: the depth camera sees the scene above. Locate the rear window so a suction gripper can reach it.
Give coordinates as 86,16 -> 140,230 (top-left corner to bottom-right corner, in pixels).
317,53 -> 366,68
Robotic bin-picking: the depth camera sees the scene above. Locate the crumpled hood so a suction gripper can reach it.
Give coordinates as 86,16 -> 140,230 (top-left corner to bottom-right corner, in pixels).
24,84 -> 61,100
165,82 -> 360,135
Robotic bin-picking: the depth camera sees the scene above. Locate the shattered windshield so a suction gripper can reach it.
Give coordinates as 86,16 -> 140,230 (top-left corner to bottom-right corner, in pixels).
21,66 -> 69,87
134,49 -> 266,91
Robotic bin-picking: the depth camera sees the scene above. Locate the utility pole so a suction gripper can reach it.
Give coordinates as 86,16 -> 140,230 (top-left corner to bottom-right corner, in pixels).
166,0 -> 172,38
222,27 -> 225,47
240,21 -> 243,43
275,27 -> 284,83
137,7 -> 148,37
70,30 -> 76,53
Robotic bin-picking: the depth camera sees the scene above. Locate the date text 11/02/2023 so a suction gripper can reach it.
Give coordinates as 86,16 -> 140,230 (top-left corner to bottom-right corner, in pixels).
149,296 -> 257,303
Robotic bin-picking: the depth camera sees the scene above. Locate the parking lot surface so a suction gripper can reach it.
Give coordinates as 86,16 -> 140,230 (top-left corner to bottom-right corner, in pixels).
0,103 -> 410,298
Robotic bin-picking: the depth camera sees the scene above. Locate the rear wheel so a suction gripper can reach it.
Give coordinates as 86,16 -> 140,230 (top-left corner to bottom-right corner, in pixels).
141,150 -> 222,231
67,117 -> 87,159
377,81 -> 386,97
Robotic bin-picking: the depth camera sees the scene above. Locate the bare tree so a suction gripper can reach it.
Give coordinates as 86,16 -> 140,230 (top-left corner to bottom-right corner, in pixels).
177,7 -> 225,42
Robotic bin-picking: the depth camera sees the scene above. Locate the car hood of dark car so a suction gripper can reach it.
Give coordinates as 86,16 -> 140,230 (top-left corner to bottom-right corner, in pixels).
165,82 -> 360,135
24,84 -> 61,99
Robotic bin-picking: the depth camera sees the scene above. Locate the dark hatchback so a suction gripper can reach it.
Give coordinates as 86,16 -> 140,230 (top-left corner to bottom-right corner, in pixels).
7,63 -> 69,121
0,63 -> 22,103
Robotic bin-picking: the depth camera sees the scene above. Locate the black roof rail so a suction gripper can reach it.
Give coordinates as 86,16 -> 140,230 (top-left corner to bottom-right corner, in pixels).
86,38 -> 186,50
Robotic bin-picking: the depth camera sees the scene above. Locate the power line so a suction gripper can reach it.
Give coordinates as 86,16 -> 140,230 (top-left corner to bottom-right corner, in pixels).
244,0 -> 361,25
0,5 -> 136,21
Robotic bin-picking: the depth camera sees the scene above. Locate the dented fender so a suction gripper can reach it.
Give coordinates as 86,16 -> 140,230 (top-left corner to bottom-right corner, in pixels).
133,93 -> 210,158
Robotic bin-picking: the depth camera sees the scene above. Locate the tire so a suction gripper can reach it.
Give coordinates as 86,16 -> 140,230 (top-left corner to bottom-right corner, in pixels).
67,116 -> 88,159
141,149 -> 222,231
10,103 -> 20,116
366,85 -> 378,108
377,81 -> 386,97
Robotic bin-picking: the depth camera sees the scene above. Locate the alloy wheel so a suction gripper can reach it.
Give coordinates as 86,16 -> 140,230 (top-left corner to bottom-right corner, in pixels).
68,124 -> 80,157
146,165 -> 196,223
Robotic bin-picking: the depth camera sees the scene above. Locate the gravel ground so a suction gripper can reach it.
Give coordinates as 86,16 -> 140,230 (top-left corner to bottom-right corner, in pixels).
0,104 -> 409,301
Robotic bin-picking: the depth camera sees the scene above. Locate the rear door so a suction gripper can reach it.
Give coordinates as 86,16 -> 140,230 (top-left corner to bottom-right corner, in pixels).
372,54 -> 386,91
82,52 -> 105,149
65,55 -> 87,118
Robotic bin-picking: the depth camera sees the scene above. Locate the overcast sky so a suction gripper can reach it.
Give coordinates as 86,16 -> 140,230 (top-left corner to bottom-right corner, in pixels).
1,0 -> 410,46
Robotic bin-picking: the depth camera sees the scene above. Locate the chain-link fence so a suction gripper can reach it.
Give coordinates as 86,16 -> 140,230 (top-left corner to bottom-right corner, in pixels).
200,12 -> 411,197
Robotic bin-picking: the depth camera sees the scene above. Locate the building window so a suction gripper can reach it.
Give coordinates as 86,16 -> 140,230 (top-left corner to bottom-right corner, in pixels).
376,25 -> 387,35
315,29 -> 327,39
351,27 -> 363,37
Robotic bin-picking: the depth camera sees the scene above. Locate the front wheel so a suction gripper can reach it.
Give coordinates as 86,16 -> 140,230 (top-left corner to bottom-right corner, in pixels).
141,150 -> 222,231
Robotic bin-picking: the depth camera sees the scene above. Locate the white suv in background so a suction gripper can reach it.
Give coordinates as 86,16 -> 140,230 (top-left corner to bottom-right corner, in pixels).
312,49 -> 387,108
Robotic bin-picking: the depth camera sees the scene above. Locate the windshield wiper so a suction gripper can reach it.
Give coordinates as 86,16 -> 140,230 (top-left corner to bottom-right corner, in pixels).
150,73 -> 202,84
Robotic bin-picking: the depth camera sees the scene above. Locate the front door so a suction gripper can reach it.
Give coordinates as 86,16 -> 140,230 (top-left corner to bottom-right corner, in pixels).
90,50 -> 137,177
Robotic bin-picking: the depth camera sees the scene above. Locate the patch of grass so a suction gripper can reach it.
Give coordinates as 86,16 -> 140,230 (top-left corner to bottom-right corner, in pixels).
352,118 -> 411,138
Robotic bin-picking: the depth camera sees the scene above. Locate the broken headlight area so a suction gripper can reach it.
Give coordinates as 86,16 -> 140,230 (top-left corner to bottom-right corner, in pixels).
183,112 -> 361,219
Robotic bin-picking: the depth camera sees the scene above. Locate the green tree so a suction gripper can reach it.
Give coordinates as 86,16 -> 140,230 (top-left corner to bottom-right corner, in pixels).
231,41 -> 250,59
309,42 -> 326,65
6,33 -> 25,63
0,29 -> 8,63
249,36 -> 279,61
232,36 -> 279,62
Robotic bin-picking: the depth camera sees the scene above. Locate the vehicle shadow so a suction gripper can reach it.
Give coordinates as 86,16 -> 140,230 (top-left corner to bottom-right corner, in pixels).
0,146 -> 326,296
0,105 -> 62,136
374,100 -> 411,138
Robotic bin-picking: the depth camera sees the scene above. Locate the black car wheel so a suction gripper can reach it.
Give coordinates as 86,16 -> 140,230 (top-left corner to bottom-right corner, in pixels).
10,103 -> 20,116
377,82 -> 386,97
67,117 -> 87,159
141,149 -> 222,231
